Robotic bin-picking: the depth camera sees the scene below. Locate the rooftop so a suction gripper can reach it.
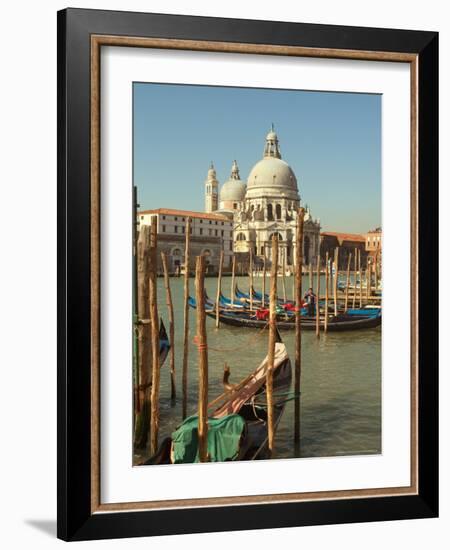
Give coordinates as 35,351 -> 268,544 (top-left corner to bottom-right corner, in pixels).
321,231 -> 366,243
139,208 -> 230,221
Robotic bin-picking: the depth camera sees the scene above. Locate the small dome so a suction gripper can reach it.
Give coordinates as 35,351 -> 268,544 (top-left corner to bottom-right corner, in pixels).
220,161 -> 246,202
220,178 -> 246,202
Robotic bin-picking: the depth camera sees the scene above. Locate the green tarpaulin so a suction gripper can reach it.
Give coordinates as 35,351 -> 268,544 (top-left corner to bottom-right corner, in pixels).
171,414 -> 245,463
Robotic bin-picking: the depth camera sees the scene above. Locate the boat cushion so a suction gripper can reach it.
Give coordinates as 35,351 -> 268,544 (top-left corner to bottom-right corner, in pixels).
171,414 -> 245,463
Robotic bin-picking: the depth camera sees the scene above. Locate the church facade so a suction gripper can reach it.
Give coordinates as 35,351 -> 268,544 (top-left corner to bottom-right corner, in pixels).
205,127 -> 321,269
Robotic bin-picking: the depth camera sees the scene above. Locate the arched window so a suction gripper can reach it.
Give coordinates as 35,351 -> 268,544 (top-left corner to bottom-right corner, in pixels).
269,232 -> 283,243
236,233 -> 246,241
276,204 -> 282,220
267,204 -> 274,221
172,248 -> 182,256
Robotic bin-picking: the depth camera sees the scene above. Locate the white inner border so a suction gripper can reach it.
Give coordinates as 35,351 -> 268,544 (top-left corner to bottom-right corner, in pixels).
100,46 -> 411,505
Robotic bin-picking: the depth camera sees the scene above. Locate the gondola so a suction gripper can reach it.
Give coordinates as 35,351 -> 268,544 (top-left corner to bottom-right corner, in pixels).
142,332 -> 292,464
234,286 -> 381,318
189,295 -> 381,327
158,318 -> 170,366
206,308 -> 381,331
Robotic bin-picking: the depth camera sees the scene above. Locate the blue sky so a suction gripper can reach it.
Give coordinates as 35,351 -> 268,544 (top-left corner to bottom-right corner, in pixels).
133,83 -> 381,233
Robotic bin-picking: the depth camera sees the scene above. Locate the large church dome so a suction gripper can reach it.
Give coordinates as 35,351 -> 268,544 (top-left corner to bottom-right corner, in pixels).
246,127 -> 299,201
219,160 -> 246,208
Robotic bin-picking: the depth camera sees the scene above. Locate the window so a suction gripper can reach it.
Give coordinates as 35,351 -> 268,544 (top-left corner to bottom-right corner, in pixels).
260,246 -> 264,255
229,241 -> 233,251
162,215 -> 166,220
269,232 -> 283,242
209,220 -> 212,225
200,220 -> 203,224
182,226 -> 185,234
140,215 -> 144,220
215,221 -> 218,225
215,229 -> 218,236
276,204 -> 282,220
236,233 -> 246,241
200,228 -> 203,235
174,217 -> 178,221
162,225 -> 166,233
221,222 -> 224,226
267,204 -> 274,221
209,229 -> 212,236
174,226 -> 178,233
233,203 -> 237,209
221,230 -> 224,237
182,217 -> 185,222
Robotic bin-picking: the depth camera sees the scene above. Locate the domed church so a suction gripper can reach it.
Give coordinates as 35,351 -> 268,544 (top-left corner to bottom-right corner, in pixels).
204,126 -> 321,269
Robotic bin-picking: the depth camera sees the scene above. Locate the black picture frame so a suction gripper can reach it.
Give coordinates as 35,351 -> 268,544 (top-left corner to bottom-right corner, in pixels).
57,7 -> 438,541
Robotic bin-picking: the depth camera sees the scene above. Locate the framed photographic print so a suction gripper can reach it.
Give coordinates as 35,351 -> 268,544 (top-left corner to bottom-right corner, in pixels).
57,8 -> 438,541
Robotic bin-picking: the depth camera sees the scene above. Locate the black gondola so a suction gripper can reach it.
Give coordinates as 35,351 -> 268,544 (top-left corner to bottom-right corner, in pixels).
206,309 -> 381,331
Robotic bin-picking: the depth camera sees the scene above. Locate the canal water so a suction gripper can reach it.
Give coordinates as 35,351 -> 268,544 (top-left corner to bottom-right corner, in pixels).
135,274 -> 381,463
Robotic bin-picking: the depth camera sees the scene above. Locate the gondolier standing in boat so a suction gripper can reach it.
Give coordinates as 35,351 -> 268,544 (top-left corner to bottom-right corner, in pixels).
304,288 -> 317,317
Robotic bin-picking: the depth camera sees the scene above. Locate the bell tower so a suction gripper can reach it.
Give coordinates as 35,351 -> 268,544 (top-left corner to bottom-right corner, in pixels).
205,162 -> 219,212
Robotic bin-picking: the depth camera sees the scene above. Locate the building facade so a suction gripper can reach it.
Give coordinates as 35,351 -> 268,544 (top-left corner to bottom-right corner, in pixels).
365,227 -> 382,260
320,232 -> 367,269
211,127 -> 321,269
138,208 -> 234,273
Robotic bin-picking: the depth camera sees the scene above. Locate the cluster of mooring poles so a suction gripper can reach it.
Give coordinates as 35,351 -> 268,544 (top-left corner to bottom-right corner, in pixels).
133,203 -> 380,460
304,245 -> 381,338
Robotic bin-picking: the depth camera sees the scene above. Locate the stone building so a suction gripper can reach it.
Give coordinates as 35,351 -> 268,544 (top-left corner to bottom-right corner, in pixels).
138,208 -> 234,273
212,127 -> 321,269
320,232 -> 367,269
365,227 -> 382,260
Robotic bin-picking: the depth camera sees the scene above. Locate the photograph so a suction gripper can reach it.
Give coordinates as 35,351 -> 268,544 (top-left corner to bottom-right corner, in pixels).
132,82 -> 383,466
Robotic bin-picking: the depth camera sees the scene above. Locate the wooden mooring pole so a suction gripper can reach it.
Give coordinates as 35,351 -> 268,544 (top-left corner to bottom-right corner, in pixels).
149,219 -> 160,456
374,251 -> 379,291
358,249 -> 363,308
352,247 -> 357,309
267,234 -> 278,456
182,217 -> 191,419
366,261 -> 371,302
249,246 -> 254,311
195,255 -> 209,462
294,208 -> 305,443
333,247 -> 339,316
134,224 -> 152,449
344,252 -> 352,312
231,254 -> 236,307
262,253 -> 266,308
324,251 -> 329,333
215,249 -> 224,328
315,254 -> 321,338
282,251 -> 287,303
161,252 -> 176,401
